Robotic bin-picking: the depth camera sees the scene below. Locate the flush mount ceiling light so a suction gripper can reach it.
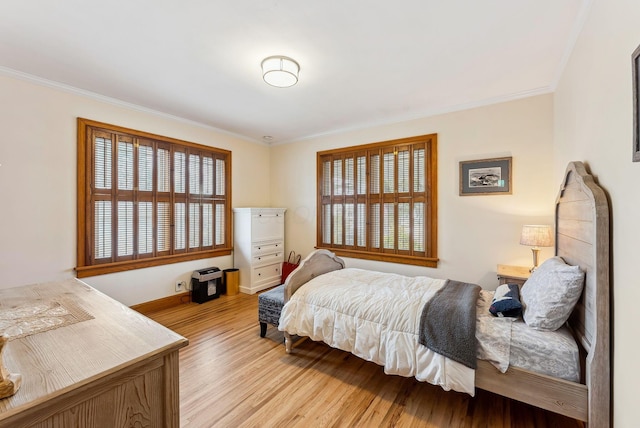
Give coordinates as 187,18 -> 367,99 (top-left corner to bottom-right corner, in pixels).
261,56 -> 299,88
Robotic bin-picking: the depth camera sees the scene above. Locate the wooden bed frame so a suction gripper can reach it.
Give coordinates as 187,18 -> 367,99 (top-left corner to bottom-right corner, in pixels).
282,161 -> 610,427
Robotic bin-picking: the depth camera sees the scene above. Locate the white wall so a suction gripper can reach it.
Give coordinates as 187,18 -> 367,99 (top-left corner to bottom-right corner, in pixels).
554,1 -> 640,426
0,74 -> 271,305
271,94 -> 556,289
0,73 -> 554,302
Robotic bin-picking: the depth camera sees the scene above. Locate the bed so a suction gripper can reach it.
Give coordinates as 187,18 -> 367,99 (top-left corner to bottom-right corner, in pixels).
278,161 -> 610,427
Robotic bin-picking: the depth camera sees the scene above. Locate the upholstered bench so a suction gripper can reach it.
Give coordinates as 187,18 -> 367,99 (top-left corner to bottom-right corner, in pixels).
258,284 -> 285,337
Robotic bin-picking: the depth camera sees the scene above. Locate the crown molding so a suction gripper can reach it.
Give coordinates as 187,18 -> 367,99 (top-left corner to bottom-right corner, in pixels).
0,66 -> 264,145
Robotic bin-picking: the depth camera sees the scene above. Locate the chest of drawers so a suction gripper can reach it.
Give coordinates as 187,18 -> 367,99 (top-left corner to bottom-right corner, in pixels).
233,208 -> 286,294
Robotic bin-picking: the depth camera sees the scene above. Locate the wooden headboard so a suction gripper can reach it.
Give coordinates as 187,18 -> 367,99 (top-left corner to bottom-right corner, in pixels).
555,161 -> 610,427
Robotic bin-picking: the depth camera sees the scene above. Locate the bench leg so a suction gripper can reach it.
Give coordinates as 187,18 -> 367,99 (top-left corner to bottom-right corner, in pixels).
260,322 -> 267,338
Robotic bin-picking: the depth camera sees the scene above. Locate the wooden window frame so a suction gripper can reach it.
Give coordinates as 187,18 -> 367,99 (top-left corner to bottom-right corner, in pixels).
316,134 -> 438,267
76,118 -> 232,278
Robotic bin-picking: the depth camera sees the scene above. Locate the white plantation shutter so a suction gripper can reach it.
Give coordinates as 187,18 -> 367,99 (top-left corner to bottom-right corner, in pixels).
203,203 -> 213,247
398,203 -> 410,251
118,140 -> 134,191
138,145 -> 153,192
189,203 -> 200,248
213,158 -> 226,247
94,201 -> 111,259
117,201 -> 134,256
357,203 -> 366,247
215,204 -> 225,246
333,159 -> 342,196
345,203 -> 354,246
370,203 -> 380,249
398,150 -> 409,193
345,158 -> 354,196
174,152 -> 186,193
383,152 -> 394,193
202,157 -> 213,195
370,155 -> 380,194
323,161 -> 331,196
138,144 -> 154,256
215,159 -> 225,196
383,203 -> 394,249
116,139 -> 134,259
317,135 -> 436,266
174,203 -> 185,250
333,204 -> 343,245
413,202 -> 425,252
157,148 -> 170,192
138,202 -> 153,254
93,134 -> 112,261
157,202 -> 170,252
189,154 -> 200,195
94,137 -> 111,190
78,119 -> 231,275
414,148 -> 425,192
323,204 -> 331,244
357,156 -> 366,194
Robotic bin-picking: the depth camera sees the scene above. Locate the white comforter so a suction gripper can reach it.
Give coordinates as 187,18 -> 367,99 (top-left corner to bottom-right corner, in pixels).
278,268 -> 477,395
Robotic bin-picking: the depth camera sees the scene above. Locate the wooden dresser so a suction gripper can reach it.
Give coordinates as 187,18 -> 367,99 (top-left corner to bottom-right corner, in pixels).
0,279 -> 188,427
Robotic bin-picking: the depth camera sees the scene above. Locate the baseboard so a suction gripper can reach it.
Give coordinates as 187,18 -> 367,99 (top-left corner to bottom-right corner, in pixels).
240,283 -> 278,295
130,292 -> 191,313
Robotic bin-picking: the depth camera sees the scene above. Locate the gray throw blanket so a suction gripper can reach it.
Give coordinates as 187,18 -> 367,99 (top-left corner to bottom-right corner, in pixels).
418,280 -> 481,369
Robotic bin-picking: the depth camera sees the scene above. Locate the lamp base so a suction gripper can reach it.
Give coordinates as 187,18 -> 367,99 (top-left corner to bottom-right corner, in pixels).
530,248 -> 540,272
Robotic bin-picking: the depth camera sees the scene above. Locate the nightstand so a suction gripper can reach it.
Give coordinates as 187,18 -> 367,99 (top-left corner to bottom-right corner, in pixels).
497,264 -> 531,287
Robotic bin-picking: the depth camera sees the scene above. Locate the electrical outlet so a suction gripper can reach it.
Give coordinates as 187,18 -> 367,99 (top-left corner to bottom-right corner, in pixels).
175,280 -> 187,292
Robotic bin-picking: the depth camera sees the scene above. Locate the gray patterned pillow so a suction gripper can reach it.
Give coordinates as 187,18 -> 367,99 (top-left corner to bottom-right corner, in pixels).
521,256 -> 585,331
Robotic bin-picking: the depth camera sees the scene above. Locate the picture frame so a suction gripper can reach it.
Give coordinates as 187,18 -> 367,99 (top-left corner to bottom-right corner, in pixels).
459,156 -> 512,196
633,43 -> 640,162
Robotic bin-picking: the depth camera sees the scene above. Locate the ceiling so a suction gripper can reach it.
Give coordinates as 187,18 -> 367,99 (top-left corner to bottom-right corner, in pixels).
0,0 -> 588,144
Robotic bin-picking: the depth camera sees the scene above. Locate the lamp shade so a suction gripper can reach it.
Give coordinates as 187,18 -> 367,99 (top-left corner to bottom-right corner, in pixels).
520,224 -> 554,248
261,56 -> 299,88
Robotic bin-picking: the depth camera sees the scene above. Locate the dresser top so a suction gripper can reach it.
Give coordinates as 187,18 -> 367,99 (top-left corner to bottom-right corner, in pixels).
233,207 -> 286,213
0,279 -> 187,419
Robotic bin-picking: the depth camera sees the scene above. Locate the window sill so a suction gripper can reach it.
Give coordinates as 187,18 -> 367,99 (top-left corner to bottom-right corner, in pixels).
315,247 -> 438,268
76,248 -> 232,278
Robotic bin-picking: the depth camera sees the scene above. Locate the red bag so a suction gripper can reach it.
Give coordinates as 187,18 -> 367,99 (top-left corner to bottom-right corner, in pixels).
281,251 -> 301,283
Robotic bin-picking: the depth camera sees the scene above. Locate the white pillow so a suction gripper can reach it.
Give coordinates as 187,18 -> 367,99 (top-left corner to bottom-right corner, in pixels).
520,256 -> 585,331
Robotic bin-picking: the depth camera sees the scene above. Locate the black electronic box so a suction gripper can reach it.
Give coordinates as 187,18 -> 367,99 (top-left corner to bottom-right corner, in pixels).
191,267 -> 222,304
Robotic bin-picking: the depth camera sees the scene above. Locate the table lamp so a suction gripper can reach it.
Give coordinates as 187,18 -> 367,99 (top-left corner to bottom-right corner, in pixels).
520,224 -> 554,272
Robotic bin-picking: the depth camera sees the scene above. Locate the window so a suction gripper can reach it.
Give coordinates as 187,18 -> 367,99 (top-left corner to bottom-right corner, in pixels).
76,118 -> 231,277
316,134 -> 437,267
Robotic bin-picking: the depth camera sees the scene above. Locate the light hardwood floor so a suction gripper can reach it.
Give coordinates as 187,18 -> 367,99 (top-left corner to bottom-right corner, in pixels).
141,292 -> 584,428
